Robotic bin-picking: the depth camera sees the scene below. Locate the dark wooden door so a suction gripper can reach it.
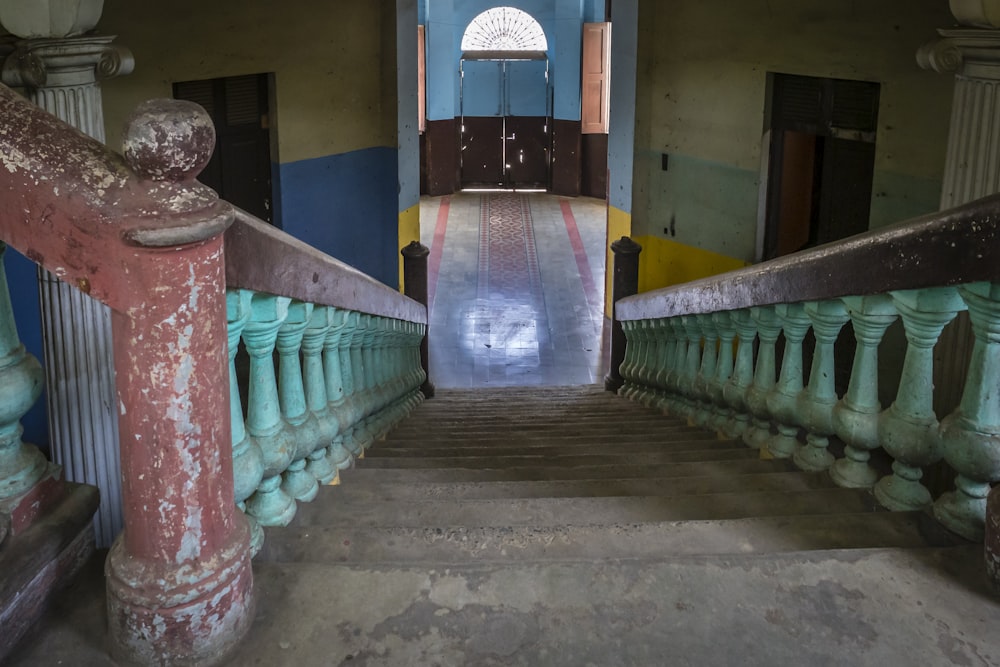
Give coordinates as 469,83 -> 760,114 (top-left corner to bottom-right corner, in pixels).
762,73 -> 880,259
460,58 -> 549,189
174,74 -> 274,222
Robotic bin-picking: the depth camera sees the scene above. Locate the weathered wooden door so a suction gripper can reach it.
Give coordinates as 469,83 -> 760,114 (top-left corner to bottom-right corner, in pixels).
174,74 -> 274,222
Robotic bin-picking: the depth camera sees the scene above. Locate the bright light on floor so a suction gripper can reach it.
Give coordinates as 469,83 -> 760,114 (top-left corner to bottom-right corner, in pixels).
460,187 -> 548,193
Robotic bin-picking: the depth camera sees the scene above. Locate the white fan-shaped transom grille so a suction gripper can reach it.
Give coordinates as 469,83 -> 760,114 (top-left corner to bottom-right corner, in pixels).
461,7 -> 548,52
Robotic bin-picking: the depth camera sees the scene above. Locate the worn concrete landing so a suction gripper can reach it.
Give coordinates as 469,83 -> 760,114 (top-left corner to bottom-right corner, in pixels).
12,545 -> 1000,666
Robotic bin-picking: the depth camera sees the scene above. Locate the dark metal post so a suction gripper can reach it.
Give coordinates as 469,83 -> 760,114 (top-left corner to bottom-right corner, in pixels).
401,241 -> 435,398
604,236 -> 642,392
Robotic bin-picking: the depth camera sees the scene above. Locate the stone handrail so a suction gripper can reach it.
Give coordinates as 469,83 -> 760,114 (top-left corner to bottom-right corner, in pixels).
612,193 -> 1000,550
225,207 -> 426,324
616,193 -> 1000,321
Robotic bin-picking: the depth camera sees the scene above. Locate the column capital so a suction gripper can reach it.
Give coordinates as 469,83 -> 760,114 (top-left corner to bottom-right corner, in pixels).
1,34 -> 133,89
918,27 -> 1000,76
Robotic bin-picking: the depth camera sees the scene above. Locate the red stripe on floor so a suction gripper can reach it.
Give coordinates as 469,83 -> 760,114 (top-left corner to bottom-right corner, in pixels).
427,195 -> 450,308
560,198 -> 601,315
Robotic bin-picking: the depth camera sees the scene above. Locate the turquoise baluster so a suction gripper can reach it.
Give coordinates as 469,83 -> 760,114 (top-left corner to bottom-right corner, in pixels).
302,306 -> 338,486
876,287 -> 964,511
723,309 -> 756,442
831,296 -> 897,489
339,312 -> 364,456
744,306 -> 780,450
794,300 -> 850,472
225,288 -> 264,555
765,303 -> 811,459
354,314 -> 377,452
677,316 -> 704,421
242,293 -> 297,527
709,311 -> 735,433
323,308 -> 354,470
619,319 -> 640,399
663,317 -> 687,415
692,314 -> 719,428
412,322 -> 428,405
0,243 -> 47,504
934,283 -> 1000,541
277,301 -> 320,504
638,319 -> 661,405
651,318 -> 677,411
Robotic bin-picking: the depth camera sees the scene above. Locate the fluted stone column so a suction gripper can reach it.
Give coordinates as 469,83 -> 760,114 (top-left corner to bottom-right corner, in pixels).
917,9 -> 1000,416
0,10 -> 133,548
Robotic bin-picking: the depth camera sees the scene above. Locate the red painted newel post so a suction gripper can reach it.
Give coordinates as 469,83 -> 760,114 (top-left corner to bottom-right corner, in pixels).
103,100 -> 255,665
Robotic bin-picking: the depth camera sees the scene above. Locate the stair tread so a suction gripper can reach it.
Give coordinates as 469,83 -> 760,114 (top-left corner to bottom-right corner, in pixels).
355,448 -> 760,469
341,458 -> 799,482
323,471 -> 836,501
289,487 -> 877,527
259,511 -> 963,565
365,438 -> 738,458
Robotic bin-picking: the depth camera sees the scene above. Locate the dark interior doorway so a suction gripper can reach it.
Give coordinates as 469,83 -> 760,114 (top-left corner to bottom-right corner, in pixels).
762,73 -> 880,259
460,57 -> 551,189
173,73 -> 275,223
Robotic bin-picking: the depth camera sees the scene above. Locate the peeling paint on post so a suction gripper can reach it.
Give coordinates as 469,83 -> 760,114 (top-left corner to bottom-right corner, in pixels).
0,87 -> 254,665
103,100 -> 255,665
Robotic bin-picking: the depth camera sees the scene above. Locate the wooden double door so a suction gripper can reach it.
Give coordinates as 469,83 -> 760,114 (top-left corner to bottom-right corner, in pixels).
460,58 -> 551,189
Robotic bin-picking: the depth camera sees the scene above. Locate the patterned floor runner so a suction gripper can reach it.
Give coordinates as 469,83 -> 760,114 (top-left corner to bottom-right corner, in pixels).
475,193 -> 552,360
477,193 -> 544,301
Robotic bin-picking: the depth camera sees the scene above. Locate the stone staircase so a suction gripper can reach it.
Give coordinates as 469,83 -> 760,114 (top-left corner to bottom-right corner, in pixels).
9,386 -> 1000,666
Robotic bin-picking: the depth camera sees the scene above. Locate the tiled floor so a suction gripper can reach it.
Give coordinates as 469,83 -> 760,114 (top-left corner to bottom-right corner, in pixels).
420,192 -> 610,388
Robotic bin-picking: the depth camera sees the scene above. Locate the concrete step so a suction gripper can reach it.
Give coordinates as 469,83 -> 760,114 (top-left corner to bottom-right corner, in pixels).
355,447 -> 759,469
258,511 -> 963,565
386,421 -> 701,438
365,438 -> 737,459
320,470 -> 836,502
15,545 -> 992,667
289,487 -> 877,528
341,458 -> 799,483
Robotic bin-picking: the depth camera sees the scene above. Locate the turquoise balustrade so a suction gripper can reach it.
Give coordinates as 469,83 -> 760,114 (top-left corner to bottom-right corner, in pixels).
612,194 -> 1000,545
222,208 -> 428,552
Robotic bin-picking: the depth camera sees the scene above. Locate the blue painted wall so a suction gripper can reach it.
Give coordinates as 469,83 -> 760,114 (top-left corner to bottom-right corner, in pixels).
278,147 -> 401,287
425,0 -> 604,123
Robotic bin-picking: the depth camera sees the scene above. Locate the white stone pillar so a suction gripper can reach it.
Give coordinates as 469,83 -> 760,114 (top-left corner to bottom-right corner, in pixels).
917,16 -> 1000,415
0,8 -> 133,548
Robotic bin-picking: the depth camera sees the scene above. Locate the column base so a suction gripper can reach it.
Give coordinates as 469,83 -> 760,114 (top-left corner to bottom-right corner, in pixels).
0,480 -> 99,662
105,517 -> 255,666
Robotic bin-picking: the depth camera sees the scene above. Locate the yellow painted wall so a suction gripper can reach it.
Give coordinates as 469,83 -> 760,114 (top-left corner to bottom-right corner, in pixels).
634,236 -> 749,295
98,0 -> 396,163
631,0 -> 956,279
604,204 -> 632,317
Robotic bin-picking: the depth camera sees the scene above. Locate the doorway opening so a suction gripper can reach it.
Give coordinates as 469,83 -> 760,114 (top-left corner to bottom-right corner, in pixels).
458,6 -> 551,191
459,55 -> 552,190
173,73 -> 276,223
760,73 -> 880,260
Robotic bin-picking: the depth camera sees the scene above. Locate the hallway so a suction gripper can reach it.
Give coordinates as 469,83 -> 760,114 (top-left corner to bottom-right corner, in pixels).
420,193 -> 610,387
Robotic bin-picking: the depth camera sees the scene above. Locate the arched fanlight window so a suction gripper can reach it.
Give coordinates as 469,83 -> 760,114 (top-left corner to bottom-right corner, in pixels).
461,7 -> 548,52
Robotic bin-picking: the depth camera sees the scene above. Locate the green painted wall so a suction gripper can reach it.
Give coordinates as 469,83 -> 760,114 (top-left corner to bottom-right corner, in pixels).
632,0 -> 956,284
99,0 -> 397,163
